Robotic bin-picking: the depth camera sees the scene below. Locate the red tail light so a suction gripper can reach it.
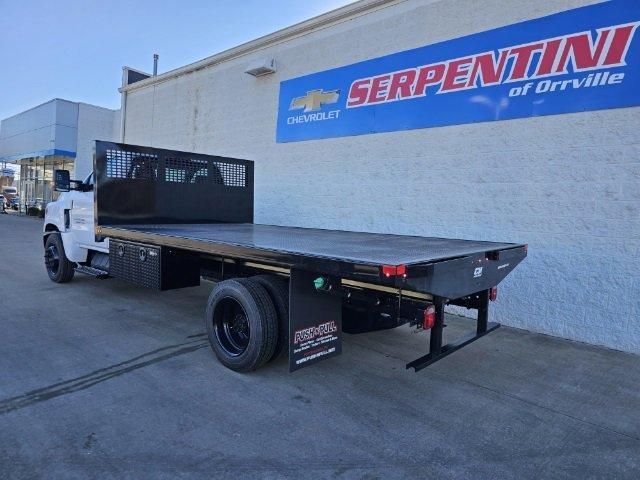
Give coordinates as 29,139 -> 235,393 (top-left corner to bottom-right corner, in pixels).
423,305 -> 435,330
489,286 -> 498,301
381,265 -> 394,277
381,264 -> 407,278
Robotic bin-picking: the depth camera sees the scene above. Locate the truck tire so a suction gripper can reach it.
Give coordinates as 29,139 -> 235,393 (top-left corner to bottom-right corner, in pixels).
251,275 -> 289,361
205,279 -> 278,372
44,233 -> 75,283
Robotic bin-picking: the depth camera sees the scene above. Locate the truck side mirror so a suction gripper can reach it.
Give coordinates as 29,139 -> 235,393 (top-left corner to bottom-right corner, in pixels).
54,170 -> 71,192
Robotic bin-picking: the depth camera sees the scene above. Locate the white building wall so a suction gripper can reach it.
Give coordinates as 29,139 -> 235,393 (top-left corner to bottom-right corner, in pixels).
75,104 -> 120,178
0,99 -> 78,158
122,0 -> 640,353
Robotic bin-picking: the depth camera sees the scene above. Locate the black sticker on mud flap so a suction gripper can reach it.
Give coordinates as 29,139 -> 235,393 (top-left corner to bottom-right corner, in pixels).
288,269 -> 342,372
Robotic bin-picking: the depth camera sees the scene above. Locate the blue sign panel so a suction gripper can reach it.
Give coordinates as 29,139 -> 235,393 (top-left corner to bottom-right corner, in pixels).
276,0 -> 640,142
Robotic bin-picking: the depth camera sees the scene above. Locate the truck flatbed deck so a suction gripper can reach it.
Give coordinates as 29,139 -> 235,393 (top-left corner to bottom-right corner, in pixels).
101,223 -> 522,267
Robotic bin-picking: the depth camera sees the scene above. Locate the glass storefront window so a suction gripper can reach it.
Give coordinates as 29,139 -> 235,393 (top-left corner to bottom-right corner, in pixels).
15,156 -> 75,212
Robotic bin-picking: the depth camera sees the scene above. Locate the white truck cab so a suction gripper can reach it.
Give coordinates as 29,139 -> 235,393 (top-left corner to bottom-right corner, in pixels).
43,171 -> 109,282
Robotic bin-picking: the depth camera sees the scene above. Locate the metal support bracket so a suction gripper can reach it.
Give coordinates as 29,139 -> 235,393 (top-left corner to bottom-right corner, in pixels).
406,290 -> 500,372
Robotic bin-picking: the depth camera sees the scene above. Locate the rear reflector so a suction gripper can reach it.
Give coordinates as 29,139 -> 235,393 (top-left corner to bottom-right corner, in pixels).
489,287 -> 498,301
423,305 -> 436,330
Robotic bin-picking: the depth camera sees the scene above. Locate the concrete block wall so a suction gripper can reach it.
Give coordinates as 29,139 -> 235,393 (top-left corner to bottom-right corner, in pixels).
122,0 -> 640,353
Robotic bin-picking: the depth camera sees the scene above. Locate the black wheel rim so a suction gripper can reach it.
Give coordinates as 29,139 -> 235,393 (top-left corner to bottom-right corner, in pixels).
213,297 -> 250,356
45,244 -> 60,276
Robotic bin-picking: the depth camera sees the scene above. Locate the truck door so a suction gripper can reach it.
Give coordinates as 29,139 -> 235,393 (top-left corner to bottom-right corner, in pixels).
69,173 -> 108,253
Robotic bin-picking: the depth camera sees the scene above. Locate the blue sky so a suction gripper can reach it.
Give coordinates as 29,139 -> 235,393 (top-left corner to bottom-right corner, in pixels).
0,0 -> 356,120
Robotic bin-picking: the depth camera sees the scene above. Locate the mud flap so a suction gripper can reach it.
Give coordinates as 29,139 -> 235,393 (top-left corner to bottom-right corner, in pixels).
289,268 -> 342,372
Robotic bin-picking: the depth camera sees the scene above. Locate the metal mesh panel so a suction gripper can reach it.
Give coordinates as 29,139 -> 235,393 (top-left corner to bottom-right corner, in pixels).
96,141 -> 254,225
164,157 -> 208,183
106,149 -> 158,180
213,162 -> 246,187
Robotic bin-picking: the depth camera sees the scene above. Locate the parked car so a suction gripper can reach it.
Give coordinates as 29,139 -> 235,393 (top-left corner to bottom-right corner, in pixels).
27,198 -> 46,217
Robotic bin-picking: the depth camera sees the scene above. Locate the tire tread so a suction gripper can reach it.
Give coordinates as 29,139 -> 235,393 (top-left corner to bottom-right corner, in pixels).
45,233 -> 75,283
251,274 -> 289,361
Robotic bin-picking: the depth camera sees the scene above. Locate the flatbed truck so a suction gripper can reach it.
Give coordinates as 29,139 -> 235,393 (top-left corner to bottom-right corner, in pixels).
43,141 -> 527,373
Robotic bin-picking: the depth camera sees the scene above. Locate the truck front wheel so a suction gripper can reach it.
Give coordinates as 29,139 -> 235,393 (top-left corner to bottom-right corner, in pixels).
205,279 -> 278,372
44,233 -> 75,283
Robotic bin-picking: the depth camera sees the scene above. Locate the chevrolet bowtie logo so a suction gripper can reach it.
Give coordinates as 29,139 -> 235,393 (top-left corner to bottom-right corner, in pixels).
289,89 -> 340,112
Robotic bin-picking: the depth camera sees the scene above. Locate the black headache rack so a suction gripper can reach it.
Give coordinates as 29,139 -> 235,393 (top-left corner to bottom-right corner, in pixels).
94,141 -> 254,226
94,141 -> 527,372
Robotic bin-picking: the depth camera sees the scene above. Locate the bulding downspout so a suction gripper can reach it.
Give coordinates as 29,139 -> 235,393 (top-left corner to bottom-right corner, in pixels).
120,67 -> 128,142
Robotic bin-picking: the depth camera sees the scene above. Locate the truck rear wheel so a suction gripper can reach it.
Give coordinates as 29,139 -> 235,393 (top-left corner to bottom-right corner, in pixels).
251,275 -> 289,361
44,233 -> 75,283
205,279 -> 278,372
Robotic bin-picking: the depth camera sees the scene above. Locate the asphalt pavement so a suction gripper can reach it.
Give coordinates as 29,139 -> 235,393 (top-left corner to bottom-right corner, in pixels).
0,213 -> 638,479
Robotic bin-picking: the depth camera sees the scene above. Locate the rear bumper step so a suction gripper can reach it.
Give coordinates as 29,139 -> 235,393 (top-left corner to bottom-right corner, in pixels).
406,322 -> 500,371
405,290 -> 499,372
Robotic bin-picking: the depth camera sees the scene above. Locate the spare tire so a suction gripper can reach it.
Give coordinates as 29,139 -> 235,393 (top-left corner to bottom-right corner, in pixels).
205,279 -> 278,372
